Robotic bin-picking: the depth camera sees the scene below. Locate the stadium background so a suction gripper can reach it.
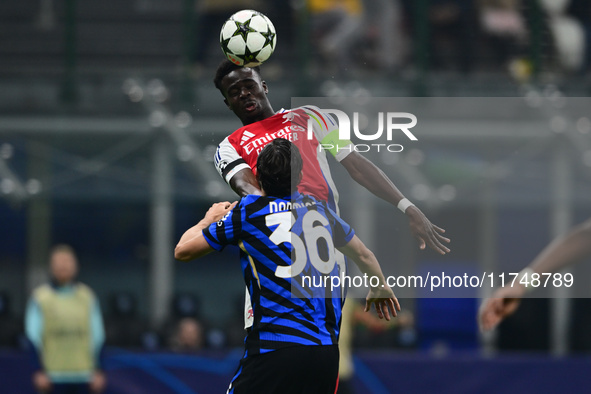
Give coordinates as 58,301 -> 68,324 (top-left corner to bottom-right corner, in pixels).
0,0 -> 590,393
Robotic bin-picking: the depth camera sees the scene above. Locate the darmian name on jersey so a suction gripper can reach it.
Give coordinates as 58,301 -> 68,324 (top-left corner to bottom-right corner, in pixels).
269,199 -> 318,214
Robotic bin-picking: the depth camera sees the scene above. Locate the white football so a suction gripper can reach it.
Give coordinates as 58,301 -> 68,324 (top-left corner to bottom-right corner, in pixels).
220,9 -> 277,67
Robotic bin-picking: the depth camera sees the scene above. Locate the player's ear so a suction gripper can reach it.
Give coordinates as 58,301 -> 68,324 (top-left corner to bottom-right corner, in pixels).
262,81 -> 268,94
224,98 -> 230,108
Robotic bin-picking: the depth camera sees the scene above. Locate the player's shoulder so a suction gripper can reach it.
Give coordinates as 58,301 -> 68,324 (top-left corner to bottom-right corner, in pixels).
32,284 -> 53,301
285,105 -> 317,119
75,282 -> 95,298
240,194 -> 262,207
292,105 -> 330,119
291,193 -> 323,211
240,194 -> 285,207
293,105 -> 337,130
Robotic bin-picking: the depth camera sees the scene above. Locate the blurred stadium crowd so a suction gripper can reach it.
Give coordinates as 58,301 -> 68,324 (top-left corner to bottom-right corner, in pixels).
1,1 -> 591,82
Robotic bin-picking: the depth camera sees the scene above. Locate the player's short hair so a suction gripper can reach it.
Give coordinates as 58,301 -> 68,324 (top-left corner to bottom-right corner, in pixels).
256,138 -> 302,198
213,59 -> 261,93
50,244 -> 76,257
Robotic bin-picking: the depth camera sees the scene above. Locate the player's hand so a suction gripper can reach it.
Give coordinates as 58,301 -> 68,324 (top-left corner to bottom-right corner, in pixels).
32,370 -> 52,393
89,370 -> 107,393
204,201 -> 238,224
405,206 -> 450,255
478,285 -> 526,332
365,286 -> 400,321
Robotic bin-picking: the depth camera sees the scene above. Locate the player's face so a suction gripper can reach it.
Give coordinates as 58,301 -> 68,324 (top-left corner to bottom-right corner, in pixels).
221,68 -> 272,125
50,251 -> 78,285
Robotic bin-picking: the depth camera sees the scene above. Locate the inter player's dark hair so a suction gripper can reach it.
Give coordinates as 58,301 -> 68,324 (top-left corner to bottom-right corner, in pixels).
213,59 -> 261,93
256,138 -> 302,198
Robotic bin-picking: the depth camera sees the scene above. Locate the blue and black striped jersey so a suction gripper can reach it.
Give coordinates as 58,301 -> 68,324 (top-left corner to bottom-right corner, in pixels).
203,193 -> 355,355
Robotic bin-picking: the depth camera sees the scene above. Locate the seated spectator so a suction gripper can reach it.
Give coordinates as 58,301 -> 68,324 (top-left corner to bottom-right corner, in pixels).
307,0 -> 365,75
170,317 -> 204,353
104,292 -> 150,349
478,0 -> 528,68
402,0 -> 476,73
567,0 -> 591,73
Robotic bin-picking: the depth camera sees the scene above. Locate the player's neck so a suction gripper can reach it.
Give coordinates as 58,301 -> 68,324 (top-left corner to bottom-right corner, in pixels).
241,106 -> 276,126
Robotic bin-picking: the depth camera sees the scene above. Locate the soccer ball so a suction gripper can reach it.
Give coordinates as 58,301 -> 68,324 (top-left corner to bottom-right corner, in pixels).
220,9 -> 277,67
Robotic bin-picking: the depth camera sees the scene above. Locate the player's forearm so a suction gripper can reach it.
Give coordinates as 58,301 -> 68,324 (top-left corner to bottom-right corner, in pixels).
354,252 -> 388,287
175,229 -> 214,261
339,236 -> 387,287
528,219 -> 591,274
176,220 -> 210,246
175,222 -> 213,261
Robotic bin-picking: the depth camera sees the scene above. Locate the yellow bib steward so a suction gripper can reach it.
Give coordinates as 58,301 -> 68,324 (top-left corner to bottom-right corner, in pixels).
33,283 -> 97,380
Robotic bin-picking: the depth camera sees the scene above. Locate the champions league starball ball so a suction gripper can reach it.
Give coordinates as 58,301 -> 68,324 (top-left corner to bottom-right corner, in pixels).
220,9 -> 277,67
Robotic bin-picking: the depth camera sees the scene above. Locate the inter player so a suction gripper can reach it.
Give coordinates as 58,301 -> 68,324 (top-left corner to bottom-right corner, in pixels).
175,139 -> 399,394
479,217 -> 591,331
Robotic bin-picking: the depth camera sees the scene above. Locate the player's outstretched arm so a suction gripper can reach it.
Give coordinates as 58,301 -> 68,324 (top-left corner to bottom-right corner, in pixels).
338,235 -> 401,320
479,217 -> 591,332
340,152 -> 450,255
523,217 -> 591,275
175,201 -> 237,261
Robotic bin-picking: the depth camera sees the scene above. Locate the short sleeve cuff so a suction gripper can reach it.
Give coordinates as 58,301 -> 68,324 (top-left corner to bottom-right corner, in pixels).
202,227 -> 224,251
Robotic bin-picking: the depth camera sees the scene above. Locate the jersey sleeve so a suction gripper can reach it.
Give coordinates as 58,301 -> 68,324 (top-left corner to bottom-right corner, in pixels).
325,203 -> 355,247
303,105 -> 354,162
214,136 -> 252,184
202,202 -> 242,250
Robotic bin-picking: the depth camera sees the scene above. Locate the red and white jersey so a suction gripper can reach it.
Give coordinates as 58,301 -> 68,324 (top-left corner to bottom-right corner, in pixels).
214,105 -> 353,212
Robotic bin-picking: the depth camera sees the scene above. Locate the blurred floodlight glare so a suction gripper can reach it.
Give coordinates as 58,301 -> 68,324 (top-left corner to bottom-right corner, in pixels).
352,87 -> 371,106
406,149 -> 425,166
0,179 -> 14,194
550,115 -> 568,133
148,110 -> 167,128
438,184 -> 457,202
411,183 -> 431,201
128,86 -> 144,102
548,90 -> 566,108
147,79 -> 169,103
175,111 -> 193,128
177,145 -> 194,162
576,117 -> 591,134
122,78 -> 136,94
0,143 -> 13,160
26,179 -> 42,195
524,89 -> 543,108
